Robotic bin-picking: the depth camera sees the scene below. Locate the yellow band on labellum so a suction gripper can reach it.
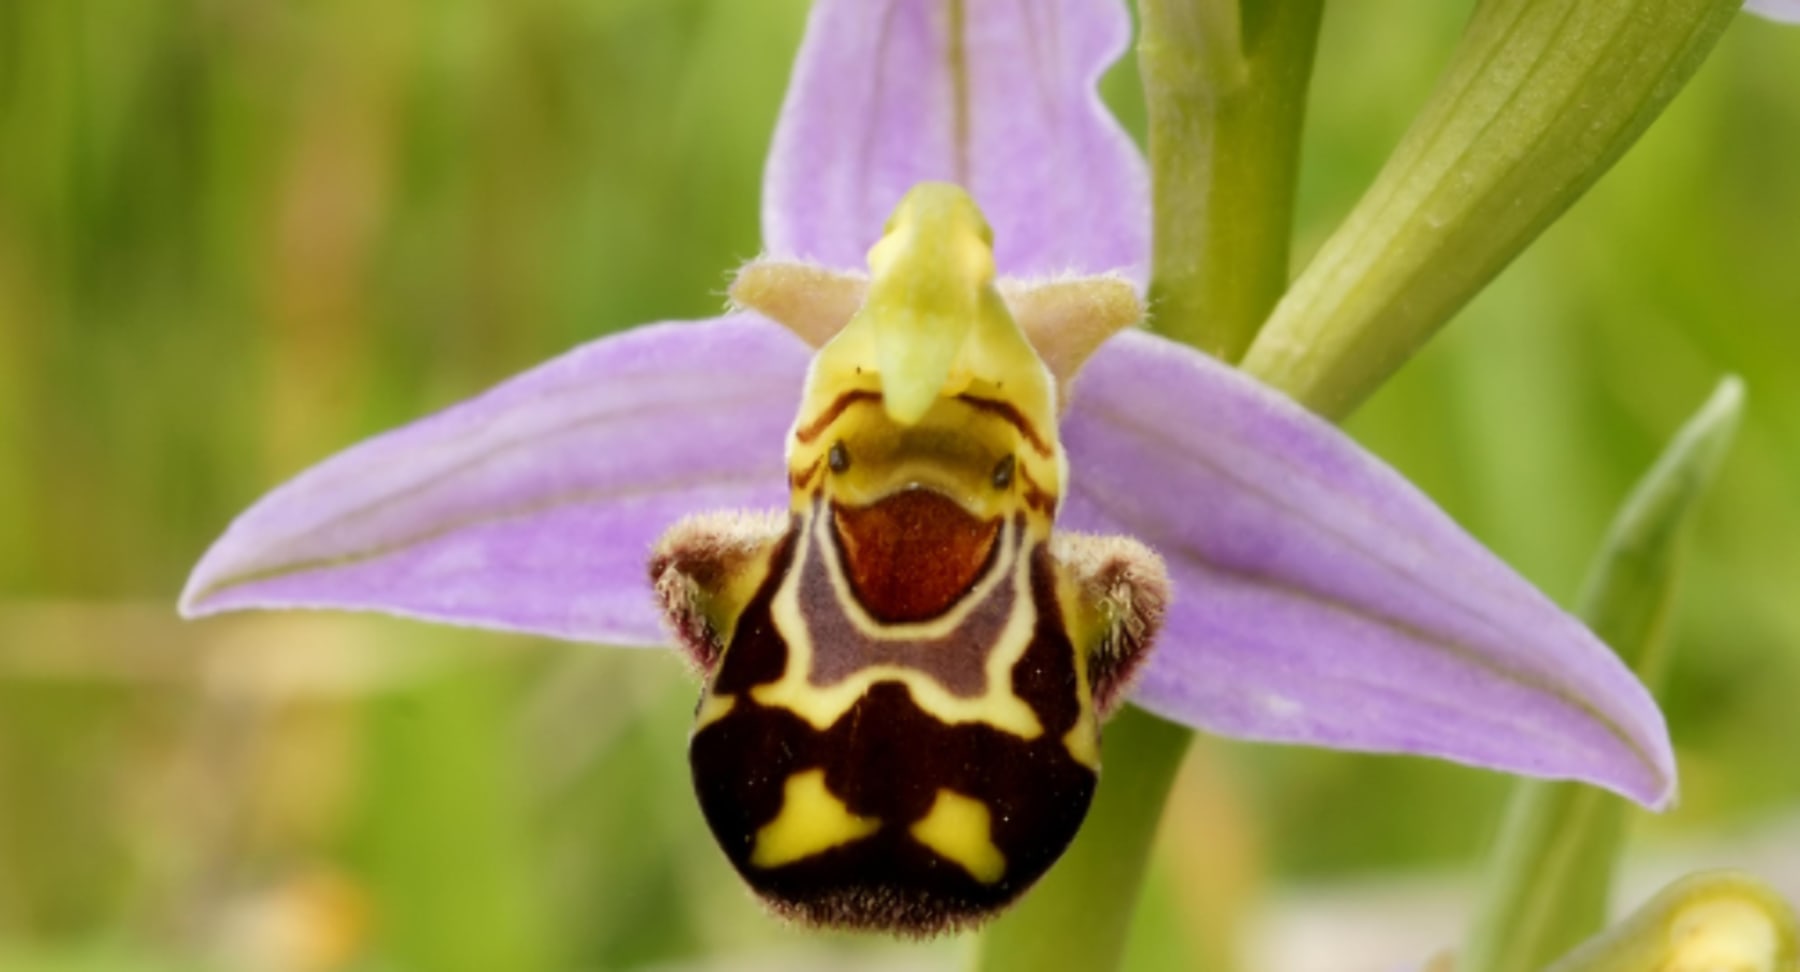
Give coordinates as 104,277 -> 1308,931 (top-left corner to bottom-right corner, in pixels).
911,788 -> 1008,885
750,769 -> 881,870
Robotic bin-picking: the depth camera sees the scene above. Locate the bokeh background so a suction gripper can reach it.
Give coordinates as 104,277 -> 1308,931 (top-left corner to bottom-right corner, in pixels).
1,1 -> 1796,970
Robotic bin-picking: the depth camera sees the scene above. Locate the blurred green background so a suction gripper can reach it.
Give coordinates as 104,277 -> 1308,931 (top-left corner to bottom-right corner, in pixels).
1,1 -> 1797,970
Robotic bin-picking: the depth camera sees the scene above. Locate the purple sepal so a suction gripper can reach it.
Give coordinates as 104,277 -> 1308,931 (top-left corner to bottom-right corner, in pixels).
1059,331 -> 1676,808
181,316 -> 808,647
762,0 -> 1150,282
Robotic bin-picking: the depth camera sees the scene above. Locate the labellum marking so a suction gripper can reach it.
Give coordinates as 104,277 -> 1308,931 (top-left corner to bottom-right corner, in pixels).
911,789 -> 1008,884
755,501 -> 1045,737
794,390 -> 884,445
750,769 -> 883,870
955,393 -> 1054,458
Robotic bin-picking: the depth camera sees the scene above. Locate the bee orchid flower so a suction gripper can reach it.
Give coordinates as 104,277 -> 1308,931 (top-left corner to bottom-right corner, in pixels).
181,0 -> 1675,935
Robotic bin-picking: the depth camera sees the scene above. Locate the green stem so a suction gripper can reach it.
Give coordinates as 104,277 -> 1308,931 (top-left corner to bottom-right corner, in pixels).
1140,0 -> 1323,362
972,707 -> 1192,972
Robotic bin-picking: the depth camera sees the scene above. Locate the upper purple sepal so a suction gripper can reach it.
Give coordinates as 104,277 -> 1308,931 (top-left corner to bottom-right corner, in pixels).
762,0 -> 1150,283
181,316 -> 807,647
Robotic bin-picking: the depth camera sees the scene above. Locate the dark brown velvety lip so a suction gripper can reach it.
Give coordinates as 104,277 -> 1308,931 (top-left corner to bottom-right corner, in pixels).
831,490 -> 1000,624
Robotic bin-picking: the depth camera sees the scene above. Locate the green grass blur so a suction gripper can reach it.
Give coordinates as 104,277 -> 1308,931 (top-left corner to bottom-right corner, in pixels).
0,2 -> 1796,970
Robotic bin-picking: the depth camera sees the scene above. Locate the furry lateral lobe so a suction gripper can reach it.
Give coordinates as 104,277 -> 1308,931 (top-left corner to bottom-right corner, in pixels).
650,509 -> 787,674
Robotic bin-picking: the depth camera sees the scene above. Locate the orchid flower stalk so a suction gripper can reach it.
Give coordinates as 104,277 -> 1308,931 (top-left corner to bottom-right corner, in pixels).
174,0 -> 1772,950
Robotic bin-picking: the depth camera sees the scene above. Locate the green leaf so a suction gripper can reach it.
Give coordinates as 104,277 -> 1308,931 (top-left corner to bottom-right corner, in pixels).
1457,377 -> 1744,972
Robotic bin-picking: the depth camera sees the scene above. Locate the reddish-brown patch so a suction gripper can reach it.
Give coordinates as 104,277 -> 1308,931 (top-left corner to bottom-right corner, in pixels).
955,394 -> 1052,458
790,457 -> 824,492
831,491 -> 999,624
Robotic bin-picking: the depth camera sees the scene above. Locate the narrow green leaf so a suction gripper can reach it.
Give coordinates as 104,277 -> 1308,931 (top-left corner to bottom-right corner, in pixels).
1241,0 -> 1741,418
1458,377 -> 1744,972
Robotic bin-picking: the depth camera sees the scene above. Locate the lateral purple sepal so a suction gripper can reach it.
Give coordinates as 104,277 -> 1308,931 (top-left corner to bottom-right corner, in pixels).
180,315 -> 808,646
1059,331 -> 1676,808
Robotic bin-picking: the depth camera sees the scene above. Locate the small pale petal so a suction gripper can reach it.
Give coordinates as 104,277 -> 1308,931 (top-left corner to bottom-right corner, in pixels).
730,258 -> 869,349
997,275 -> 1143,404
1059,331 -> 1675,807
732,261 -> 1142,407
181,315 -> 809,645
1746,0 -> 1800,22
763,0 -> 1149,281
